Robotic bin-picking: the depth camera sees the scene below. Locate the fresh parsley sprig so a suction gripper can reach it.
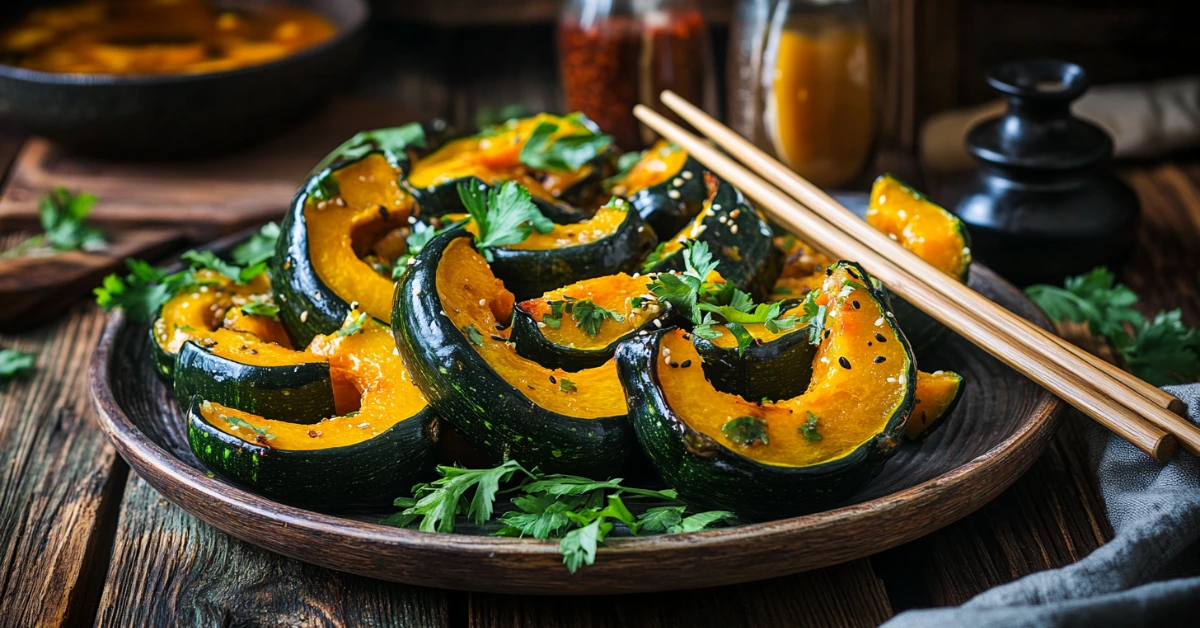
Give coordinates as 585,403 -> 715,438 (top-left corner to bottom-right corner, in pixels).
231,222 -> 280,268
518,116 -> 613,173
94,259 -> 201,323
457,181 -> 554,261
0,349 -> 36,382
2,187 -> 106,259
1026,267 -> 1200,386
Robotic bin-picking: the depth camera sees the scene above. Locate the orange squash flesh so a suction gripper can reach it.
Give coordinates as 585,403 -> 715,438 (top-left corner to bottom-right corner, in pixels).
406,113 -> 593,202
203,317 -> 430,450
607,140 -> 689,197
435,237 -> 627,418
517,273 -> 661,351
451,200 -> 629,252
907,370 -> 963,438
658,266 -> 912,467
770,235 -> 834,302
153,270 -> 318,369
305,153 -> 414,322
865,175 -> 970,279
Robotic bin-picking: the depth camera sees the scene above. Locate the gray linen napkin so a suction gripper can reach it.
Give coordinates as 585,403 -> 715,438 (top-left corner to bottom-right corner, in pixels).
882,384 -> 1200,628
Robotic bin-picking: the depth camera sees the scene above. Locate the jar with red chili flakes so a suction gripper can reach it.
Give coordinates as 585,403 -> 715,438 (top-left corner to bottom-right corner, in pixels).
558,0 -> 715,150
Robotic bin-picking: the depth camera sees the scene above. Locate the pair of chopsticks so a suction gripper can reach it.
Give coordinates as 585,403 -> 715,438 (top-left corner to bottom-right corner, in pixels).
634,92 -> 1196,462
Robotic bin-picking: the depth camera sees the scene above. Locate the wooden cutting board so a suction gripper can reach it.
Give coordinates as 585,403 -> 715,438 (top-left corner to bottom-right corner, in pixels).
0,98 -> 424,330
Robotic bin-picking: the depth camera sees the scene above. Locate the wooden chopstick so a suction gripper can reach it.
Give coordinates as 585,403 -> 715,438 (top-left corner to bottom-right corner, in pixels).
633,101 -> 1185,461
659,91 -> 1187,419
652,92 -> 1200,458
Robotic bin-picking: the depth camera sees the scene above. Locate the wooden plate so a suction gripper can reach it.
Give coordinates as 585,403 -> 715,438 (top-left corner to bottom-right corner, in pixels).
89,257 -> 1061,594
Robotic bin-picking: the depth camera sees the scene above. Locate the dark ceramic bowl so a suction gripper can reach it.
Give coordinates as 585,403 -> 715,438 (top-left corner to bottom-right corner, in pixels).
0,0 -> 368,158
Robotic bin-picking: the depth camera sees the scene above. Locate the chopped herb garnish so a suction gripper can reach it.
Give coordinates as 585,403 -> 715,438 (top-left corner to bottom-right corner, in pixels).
800,411 -> 823,442
94,259 -> 201,323
721,416 -> 769,447
457,180 -> 554,261
462,323 -> 484,346
559,378 -> 577,393
240,301 -> 279,318
0,349 -> 35,381
337,313 -> 369,337
570,299 -> 625,336
518,120 -> 613,172
222,415 -> 274,441
181,250 -> 267,284
231,222 -> 281,267
2,187 -> 106,260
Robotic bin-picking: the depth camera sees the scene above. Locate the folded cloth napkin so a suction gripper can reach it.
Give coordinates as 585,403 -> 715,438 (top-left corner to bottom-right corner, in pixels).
883,383 -> 1200,628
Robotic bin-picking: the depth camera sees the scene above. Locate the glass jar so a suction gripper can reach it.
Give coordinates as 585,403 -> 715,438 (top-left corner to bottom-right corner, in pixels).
729,0 -> 879,188
559,0 -> 714,150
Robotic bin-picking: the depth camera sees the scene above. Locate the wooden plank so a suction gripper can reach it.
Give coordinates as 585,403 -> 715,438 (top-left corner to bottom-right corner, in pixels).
0,302 -> 127,627
467,559 -> 892,628
95,474 -> 451,627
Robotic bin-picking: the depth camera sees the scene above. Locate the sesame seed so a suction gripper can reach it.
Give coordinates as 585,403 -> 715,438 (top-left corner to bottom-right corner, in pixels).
350,301 -> 359,310
875,333 -> 887,342
839,357 -> 852,370
681,360 -> 692,368
852,300 -> 861,309
491,334 -> 504,341
670,362 -> 679,368
300,311 -> 309,322
899,374 -> 907,386
712,204 -> 722,211
653,319 -> 662,327
668,190 -> 681,199
874,317 -> 884,327
672,177 -> 684,186
874,356 -> 886,363
549,375 -> 557,384
887,377 -> 896,383
479,299 -> 486,307
682,170 -> 693,179
537,321 -> 546,328
730,224 -> 739,234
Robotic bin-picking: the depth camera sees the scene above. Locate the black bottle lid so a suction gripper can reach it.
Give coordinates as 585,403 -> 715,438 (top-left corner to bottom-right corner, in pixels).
966,59 -> 1112,172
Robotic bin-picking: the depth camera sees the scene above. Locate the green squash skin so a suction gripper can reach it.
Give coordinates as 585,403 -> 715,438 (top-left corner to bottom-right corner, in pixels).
172,341 -> 335,424
185,395 -> 440,509
620,153 -> 708,240
645,182 -> 783,301
272,124 -> 451,347
690,299 -> 816,402
618,266 -> 916,521
149,327 -> 176,383
489,205 -> 659,301
508,302 -> 678,372
392,229 -> 635,477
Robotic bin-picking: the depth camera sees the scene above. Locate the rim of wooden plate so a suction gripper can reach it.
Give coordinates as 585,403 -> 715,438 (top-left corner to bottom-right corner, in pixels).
89,264 -> 1062,595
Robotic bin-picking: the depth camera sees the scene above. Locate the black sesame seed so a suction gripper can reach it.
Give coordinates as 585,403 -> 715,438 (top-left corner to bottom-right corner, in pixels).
824,329 -> 831,339
838,356 -> 852,370
874,356 -> 886,363
490,334 -> 504,341
825,267 -> 833,276
875,333 -> 887,342
670,362 -> 679,368
549,375 -> 557,384
852,300 -> 861,309
681,360 -> 692,368
867,341 -> 873,347
494,323 -> 504,330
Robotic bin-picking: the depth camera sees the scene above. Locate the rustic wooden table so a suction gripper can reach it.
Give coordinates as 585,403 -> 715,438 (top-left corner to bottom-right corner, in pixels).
1,24 -> 1197,627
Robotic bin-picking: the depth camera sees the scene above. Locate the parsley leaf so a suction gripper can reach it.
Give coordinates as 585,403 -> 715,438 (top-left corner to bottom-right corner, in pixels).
559,378 -> 577,393
231,222 -> 280,267
721,416 -> 769,446
0,349 -> 35,381
181,250 -> 266,284
1122,310 -> 1200,386
2,187 -> 106,259
796,290 -> 828,346
669,510 -> 738,533
458,181 -> 554,261
462,323 -> 484,346
800,411 -> 823,442
94,259 -> 199,323
239,301 -> 279,318
335,123 -> 428,167
337,313 -> 369,337
222,415 -> 274,441
518,120 -> 613,172
570,299 -> 625,336
383,460 -> 530,533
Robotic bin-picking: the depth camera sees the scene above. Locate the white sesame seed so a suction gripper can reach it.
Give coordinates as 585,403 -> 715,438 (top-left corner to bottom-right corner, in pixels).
898,374 -> 907,386
874,317 -> 883,327
652,319 -> 662,327
407,216 -> 417,224
537,321 -> 546,328
637,226 -> 644,233
672,177 -> 684,187
667,190 -> 680,199
887,377 -> 896,383
681,170 -> 693,179
479,299 -> 486,307
300,311 -> 309,322
730,224 -> 739,234
350,301 -> 359,310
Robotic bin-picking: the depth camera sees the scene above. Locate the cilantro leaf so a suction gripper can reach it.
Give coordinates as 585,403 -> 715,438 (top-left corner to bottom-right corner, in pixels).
2,187 -> 105,259
1122,310 -> 1200,386
337,313 -> 369,337
335,123 -> 428,167
800,411 -> 823,442
222,415 -> 274,441
559,378 -> 577,393
721,416 -> 769,447
560,517 -> 610,574
669,510 -> 738,533
231,222 -> 280,267
458,181 -> 554,261
636,506 -> 685,533
462,323 -> 484,346
0,349 -> 36,381
519,121 -> 613,172
181,250 -> 265,284
239,301 -> 279,318
383,460 -> 529,533
569,299 -> 625,336
94,259 -> 198,323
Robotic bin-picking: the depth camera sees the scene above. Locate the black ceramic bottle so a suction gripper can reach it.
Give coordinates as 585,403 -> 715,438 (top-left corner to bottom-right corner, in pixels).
952,60 -> 1139,286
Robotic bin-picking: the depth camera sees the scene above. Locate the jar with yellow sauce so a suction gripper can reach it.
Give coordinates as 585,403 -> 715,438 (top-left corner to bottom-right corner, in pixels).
728,0 -> 878,188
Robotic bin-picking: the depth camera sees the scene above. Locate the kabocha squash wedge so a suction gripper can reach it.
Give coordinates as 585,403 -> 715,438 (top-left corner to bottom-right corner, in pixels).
392,228 -> 634,477
769,234 -> 834,302
186,315 -> 439,508
907,370 -> 964,439
645,175 -> 781,300
690,298 -> 818,402
273,150 -> 420,345
606,140 -> 708,239
618,262 -> 916,520
406,113 -> 614,216
865,174 -> 972,350
458,196 -> 658,300
509,272 -> 672,371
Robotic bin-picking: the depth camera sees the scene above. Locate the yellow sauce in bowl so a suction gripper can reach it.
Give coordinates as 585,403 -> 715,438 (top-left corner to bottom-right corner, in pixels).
0,0 -> 336,75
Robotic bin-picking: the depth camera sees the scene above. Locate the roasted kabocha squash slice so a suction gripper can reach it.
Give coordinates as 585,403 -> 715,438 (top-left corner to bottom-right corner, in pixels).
273,150 -> 420,345
457,196 -> 657,300
769,234 -> 834,302
393,228 -> 634,477
865,174 -> 972,350
405,113 -> 613,217
689,298 -> 819,402
606,140 -> 707,239
906,370 -> 964,439
186,314 -> 440,508
644,175 -> 781,300
618,261 -> 916,520
509,272 -> 672,371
